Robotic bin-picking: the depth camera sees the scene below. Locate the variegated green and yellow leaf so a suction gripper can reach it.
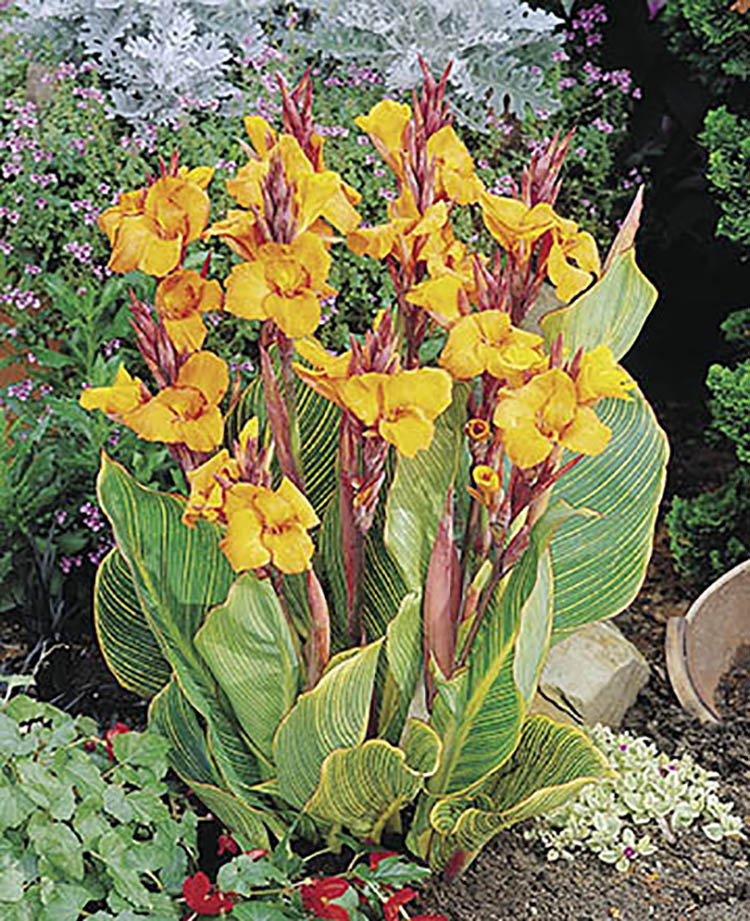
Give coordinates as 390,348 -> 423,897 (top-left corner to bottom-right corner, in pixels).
303,719 -> 441,840
96,454 -> 261,793
228,365 -> 341,519
549,392 -> 668,638
149,678 -> 275,846
318,490 -> 408,645
426,714 -> 613,872
430,503 -> 573,799
378,592 -> 422,743
272,639 -> 383,808
94,548 -> 171,699
384,384 -> 467,591
539,250 -> 658,361
195,572 -> 301,768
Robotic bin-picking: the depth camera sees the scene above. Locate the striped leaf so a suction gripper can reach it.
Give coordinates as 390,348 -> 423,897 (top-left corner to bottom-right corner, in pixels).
94,548 -> 171,699
303,719 -> 441,839
539,250 -> 658,361
512,551 -> 554,705
229,366 -> 341,518
426,715 -> 612,871
318,490 -> 408,645
195,573 -> 301,768
378,592 -> 423,743
549,392 -> 668,638
149,678 -> 274,846
272,639 -> 383,809
384,384 -> 467,591
429,502 -> 574,799
96,454 -> 261,793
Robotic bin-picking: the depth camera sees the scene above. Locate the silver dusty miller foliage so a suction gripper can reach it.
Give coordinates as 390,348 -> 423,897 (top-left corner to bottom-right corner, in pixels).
11,0 -> 272,124
304,0 -> 566,129
526,725 -> 745,873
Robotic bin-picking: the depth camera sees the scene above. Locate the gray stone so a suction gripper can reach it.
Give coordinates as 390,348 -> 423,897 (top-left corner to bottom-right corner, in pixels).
531,621 -> 650,728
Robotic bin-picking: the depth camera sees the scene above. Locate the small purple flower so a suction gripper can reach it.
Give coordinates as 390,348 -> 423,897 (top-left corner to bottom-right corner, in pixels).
623,846 -> 635,859
54,509 -> 67,526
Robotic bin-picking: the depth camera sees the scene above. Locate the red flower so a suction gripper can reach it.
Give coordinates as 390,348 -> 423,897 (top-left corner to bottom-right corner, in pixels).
183,871 -> 234,915
217,834 -> 240,857
244,848 -> 269,860
300,876 -> 350,921
103,722 -> 131,762
410,916 -> 448,921
383,887 -> 417,921
369,851 -> 399,871
83,739 -> 98,752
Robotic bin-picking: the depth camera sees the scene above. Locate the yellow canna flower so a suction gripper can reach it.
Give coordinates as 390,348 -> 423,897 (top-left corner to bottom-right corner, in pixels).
576,345 -> 636,403
354,99 -> 412,172
182,449 -> 239,527
202,209 -> 261,262
438,310 -> 547,385
471,465 -> 502,508
221,477 -> 320,574
124,351 -> 228,452
292,337 -> 354,404
493,367 -> 611,469
224,232 -> 335,339
79,365 -> 149,416
405,274 -> 466,324
335,368 -> 453,458
547,218 -> 601,303
480,194 -> 557,253
426,125 -> 484,205
99,173 -> 211,277
155,269 -> 223,352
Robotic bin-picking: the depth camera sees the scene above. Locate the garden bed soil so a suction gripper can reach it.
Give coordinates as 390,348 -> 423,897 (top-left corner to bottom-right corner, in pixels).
2,396 -> 749,920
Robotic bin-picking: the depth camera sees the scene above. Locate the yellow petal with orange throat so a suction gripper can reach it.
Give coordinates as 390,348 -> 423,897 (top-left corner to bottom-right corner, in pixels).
225,261 -> 273,321
176,351 -> 229,406
405,275 -> 465,323
276,476 -> 320,530
265,290 -> 321,339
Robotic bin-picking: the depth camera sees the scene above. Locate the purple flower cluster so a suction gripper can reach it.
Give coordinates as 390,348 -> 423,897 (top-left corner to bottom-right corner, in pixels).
567,3 -> 607,46
70,198 -> 101,226
102,338 -> 122,358
63,241 -> 94,265
0,285 -> 42,311
323,63 -> 383,89
6,378 -> 34,401
314,124 -> 350,139
80,500 -> 105,533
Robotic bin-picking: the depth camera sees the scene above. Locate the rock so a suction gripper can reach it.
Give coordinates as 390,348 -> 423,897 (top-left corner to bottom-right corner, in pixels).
531,621 -> 650,728
26,63 -> 57,106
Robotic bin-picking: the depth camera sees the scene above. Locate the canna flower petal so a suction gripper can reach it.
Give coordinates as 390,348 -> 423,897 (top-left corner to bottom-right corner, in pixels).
427,125 -> 483,205
405,274 -> 466,323
79,365 -> 148,416
276,476 -> 320,530
156,269 -> 223,352
221,485 -> 271,571
576,344 -> 636,403
439,311 -> 546,384
355,100 -> 412,157
244,115 -> 277,157
224,260 -> 273,321
379,410 -> 435,458
480,194 -> 557,253
183,449 -> 239,526
176,351 -> 229,407
559,405 -> 611,456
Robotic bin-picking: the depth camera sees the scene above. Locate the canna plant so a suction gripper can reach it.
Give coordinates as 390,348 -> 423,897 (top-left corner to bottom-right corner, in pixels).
81,62 -> 667,875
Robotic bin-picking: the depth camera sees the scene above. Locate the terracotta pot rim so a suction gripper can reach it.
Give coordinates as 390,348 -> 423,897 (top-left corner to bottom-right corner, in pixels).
666,558 -> 750,724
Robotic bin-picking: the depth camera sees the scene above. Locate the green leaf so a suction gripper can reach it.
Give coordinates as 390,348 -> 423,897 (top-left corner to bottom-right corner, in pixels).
426,715 -> 613,871
148,678 -> 274,847
548,393 -> 668,637
231,903 -> 290,921
0,867 -> 24,902
318,488 -> 408,645
303,719 -> 441,839
28,823 -> 84,881
94,549 -> 171,699
0,788 -> 36,829
539,250 -> 658,361
512,552 -> 554,705
96,455 -> 260,794
430,503 -> 572,799
273,639 -> 383,808
378,592 -> 422,743
384,384 -> 466,591
38,881 -> 91,921
230,364 -> 341,518
195,573 -> 301,765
